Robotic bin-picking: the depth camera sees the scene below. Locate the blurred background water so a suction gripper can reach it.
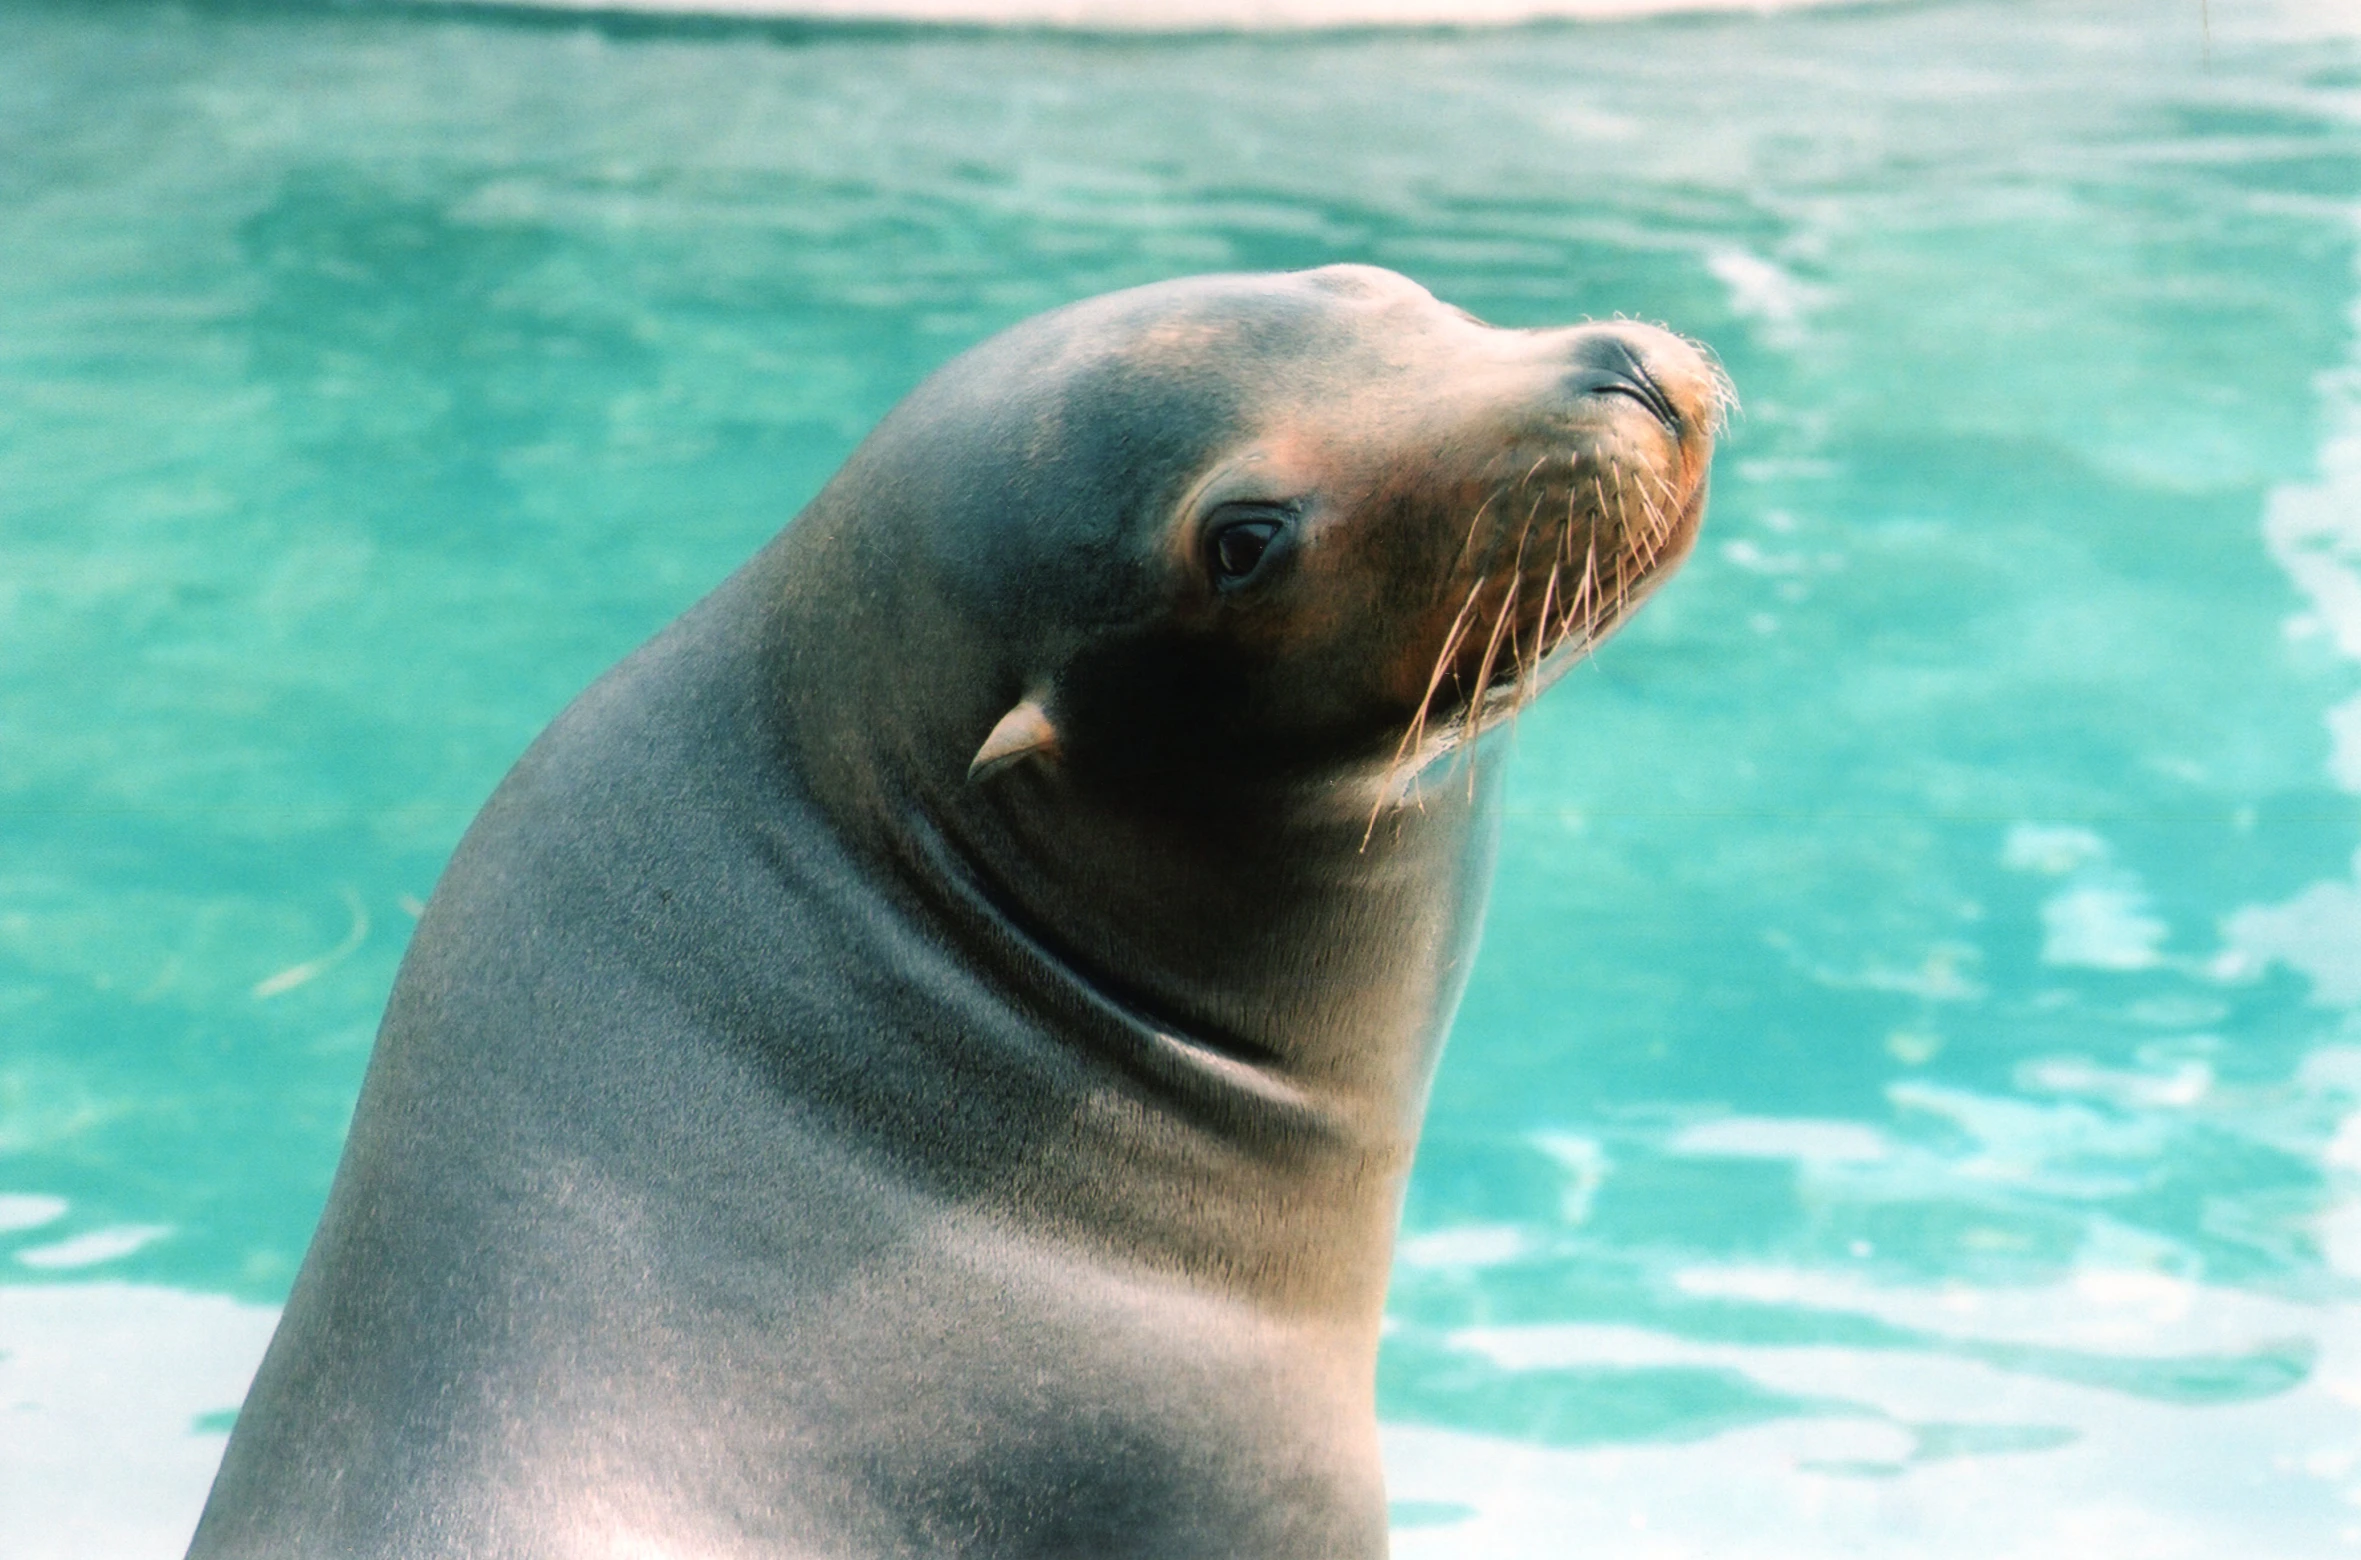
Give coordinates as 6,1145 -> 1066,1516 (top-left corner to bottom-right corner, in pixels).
4,0 -> 2360,1553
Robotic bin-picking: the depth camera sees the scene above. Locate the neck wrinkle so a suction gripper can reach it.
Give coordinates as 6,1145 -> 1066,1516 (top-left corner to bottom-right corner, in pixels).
890,790 -> 1360,1161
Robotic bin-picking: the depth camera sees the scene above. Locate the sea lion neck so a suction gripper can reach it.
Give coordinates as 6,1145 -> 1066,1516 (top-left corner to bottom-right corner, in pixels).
756,500 -> 1497,1153
741,288 -> 1497,1154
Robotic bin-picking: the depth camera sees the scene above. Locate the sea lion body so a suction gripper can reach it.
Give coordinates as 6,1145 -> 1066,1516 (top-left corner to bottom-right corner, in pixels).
187,266 -> 1723,1559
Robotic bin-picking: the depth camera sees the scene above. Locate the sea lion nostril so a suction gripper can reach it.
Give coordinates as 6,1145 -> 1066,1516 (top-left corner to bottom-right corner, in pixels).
1568,336 -> 1682,432
1599,378 -> 1679,429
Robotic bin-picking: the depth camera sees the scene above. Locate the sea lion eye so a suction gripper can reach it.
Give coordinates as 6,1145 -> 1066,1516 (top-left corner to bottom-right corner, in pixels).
1209,519 -> 1282,583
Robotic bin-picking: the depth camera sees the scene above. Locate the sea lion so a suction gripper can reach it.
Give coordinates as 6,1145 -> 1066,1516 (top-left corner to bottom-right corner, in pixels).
186,264 -> 1724,1560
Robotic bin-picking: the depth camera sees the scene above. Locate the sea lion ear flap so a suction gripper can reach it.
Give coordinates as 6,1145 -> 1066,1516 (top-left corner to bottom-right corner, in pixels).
967,699 -> 1060,783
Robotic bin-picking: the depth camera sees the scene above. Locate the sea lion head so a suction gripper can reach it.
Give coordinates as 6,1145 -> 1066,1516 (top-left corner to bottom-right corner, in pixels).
762,264 -> 1722,1159
779,263 -> 1725,820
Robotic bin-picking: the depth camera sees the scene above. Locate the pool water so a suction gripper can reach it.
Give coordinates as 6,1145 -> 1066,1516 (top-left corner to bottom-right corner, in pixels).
4,0 -> 2360,1552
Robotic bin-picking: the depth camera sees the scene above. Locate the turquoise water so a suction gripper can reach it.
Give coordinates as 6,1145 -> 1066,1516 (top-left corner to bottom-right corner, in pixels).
4,0 -> 2361,1552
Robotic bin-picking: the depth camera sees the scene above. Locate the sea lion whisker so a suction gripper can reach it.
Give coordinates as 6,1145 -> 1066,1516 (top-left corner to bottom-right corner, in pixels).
1466,592 -> 1520,800
1644,493 -> 1673,557
1489,494 -> 1545,712
1533,558 -> 1562,668
1618,484 -> 1657,564
1613,511 -> 1636,624
1363,577 -> 1489,848
1614,460 -> 1671,549
1637,470 -> 1675,538
1605,482 -> 1631,626
1467,572 -> 1521,729
1378,585 -> 1473,774
1501,558 -> 1559,745
1555,533 -> 1594,647
1636,467 -> 1683,539
1591,473 -> 1617,590
1634,466 -> 1677,555
1451,490 -> 1499,571
1579,536 -> 1603,642
1415,583 -> 1488,748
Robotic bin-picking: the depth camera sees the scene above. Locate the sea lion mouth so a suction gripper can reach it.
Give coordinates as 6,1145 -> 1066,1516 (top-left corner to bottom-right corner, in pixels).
1358,428 -> 1708,832
1363,330 -> 1730,807
1451,456 -> 1693,693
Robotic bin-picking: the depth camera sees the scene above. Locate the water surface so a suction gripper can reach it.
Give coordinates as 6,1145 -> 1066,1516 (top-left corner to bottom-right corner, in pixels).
4,0 -> 2360,1553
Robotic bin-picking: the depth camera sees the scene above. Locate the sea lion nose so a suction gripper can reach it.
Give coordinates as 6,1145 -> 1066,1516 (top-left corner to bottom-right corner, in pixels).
1560,322 -> 1729,440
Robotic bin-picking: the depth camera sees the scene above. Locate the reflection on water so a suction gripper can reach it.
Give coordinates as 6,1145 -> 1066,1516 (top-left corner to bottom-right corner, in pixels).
0,1286 -> 277,1559
1383,161 -> 2361,1544
3,0 -> 2360,1554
